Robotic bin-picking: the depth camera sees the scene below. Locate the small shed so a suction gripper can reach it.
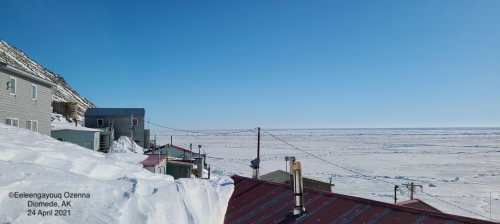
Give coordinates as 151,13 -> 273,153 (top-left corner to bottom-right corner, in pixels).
259,170 -> 334,192
167,160 -> 194,179
51,127 -> 102,151
140,155 -> 167,174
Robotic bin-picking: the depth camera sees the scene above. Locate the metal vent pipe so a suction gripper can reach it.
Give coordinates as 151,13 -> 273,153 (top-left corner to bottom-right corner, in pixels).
292,161 -> 305,216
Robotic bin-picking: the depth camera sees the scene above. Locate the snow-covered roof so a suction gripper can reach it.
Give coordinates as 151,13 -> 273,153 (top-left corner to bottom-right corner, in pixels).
85,108 -> 145,117
140,155 -> 167,166
51,125 -> 103,132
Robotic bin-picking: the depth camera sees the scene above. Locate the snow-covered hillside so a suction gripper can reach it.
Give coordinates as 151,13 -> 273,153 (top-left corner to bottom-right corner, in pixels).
0,124 -> 233,223
0,40 -> 95,114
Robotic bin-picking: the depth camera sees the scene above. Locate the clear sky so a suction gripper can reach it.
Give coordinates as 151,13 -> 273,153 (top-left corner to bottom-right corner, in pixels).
1,1 -> 499,129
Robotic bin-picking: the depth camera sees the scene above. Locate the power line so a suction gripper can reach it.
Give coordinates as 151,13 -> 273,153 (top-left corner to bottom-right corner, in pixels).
143,119 -> 256,135
206,156 -> 270,173
262,129 -> 496,221
420,191 -> 494,221
262,130 -> 401,187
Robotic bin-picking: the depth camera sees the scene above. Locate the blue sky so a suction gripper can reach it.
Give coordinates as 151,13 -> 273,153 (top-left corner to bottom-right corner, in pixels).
2,1 -> 499,129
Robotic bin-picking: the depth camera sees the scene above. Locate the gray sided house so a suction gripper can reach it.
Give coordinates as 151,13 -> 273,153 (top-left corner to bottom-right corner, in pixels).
51,127 -> 113,152
84,108 -> 150,149
0,62 -> 55,136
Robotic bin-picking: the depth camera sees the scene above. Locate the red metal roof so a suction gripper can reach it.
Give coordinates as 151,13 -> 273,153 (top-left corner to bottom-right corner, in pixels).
225,175 -> 494,224
140,155 -> 166,166
396,199 -> 443,213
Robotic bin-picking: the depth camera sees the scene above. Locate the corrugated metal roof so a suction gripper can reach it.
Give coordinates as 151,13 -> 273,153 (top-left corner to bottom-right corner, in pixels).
140,155 -> 166,166
225,175 -> 494,224
84,108 -> 145,117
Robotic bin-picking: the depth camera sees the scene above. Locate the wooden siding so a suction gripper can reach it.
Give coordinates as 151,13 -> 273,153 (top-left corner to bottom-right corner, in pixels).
0,68 -> 53,136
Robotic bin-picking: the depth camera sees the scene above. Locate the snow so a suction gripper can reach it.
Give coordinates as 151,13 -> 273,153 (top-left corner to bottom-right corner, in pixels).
0,124 -> 234,223
51,113 -> 90,131
152,128 -> 500,221
112,136 -> 145,153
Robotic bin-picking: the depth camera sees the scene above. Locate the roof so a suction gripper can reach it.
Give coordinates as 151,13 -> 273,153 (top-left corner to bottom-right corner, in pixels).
84,108 -> 145,117
0,61 -> 56,86
145,144 -> 198,155
140,155 -> 166,167
260,170 -> 333,185
395,199 -> 443,213
225,175 -> 494,224
51,125 -> 102,132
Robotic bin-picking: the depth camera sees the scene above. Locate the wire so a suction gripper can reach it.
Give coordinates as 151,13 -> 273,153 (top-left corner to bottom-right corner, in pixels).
262,129 -> 496,221
262,130 -> 401,187
420,192 -> 495,221
206,156 -> 271,176
143,119 -> 256,135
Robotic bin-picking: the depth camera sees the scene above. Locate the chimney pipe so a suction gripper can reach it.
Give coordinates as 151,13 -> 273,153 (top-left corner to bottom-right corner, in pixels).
195,157 -> 203,179
292,160 -> 305,216
251,158 -> 260,179
289,156 -> 295,184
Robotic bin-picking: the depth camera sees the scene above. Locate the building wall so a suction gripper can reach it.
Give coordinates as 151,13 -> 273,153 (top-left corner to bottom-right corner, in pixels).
0,68 -> 53,136
51,130 -> 101,151
143,160 -> 167,174
167,162 -> 193,179
156,147 -> 202,158
85,115 -> 147,148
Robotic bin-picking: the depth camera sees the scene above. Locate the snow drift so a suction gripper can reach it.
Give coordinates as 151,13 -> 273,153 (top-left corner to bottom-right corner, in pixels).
0,124 -> 234,223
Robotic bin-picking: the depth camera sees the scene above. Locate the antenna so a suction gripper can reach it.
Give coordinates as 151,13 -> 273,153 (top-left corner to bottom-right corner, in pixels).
402,182 -> 423,200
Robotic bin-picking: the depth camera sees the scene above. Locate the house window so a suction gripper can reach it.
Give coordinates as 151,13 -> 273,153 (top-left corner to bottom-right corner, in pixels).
133,118 -> 138,126
9,77 -> 16,95
4,117 -> 19,127
97,119 -> 103,127
12,118 -> 19,127
32,120 -> 38,132
27,120 -> 32,130
31,84 -> 37,100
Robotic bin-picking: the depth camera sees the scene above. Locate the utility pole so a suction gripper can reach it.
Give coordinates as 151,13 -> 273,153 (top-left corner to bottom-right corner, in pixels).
394,185 -> 399,203
130,114 -> 135,151
402,182 -> 423,200
251,127 -> 261,179
198,145 -> 201,158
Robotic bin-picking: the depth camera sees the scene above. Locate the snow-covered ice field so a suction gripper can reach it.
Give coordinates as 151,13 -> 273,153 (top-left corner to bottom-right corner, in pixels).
152,127 -> 500,222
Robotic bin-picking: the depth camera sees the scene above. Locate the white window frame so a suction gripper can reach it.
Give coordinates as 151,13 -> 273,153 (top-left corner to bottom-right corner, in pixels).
9,77 -> 16,95
32,120 -> 38,132
5,117 -> 12,126
97,119 -> 104,127
27,120 -> 32,130
31,84 -> 37,100
12,118 -> 19,127
133,118 -> 138,126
